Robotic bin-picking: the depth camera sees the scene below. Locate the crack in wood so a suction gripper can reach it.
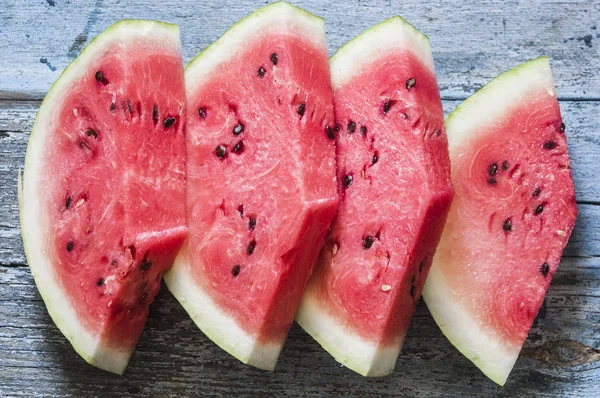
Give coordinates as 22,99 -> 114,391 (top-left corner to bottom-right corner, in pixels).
521,339 -> 600,367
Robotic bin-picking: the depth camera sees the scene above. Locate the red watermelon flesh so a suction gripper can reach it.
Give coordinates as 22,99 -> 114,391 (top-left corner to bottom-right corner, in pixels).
19,21 -> 186,374
164,2 -> 338,370
423,57 -> 577,385
297,17 -> 454,377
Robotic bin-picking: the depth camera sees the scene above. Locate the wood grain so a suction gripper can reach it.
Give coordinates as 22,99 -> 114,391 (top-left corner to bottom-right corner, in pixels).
1,0 -> 599,396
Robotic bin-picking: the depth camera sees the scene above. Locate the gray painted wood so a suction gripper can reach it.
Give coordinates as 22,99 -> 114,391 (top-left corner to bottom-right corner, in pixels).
1,0 -> 599,396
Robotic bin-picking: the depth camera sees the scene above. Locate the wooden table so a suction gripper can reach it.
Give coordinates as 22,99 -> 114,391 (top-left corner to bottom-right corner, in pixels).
1,0 -> 598,396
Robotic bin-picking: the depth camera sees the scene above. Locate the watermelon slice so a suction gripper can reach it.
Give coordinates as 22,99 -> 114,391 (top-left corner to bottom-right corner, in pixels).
19,21 -> 186,374
296,17 -> 454,376
163,2 -> 338,370
422,57 -> 577,385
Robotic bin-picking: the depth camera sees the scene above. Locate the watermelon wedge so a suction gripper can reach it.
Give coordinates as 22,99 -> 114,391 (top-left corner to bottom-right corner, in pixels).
422,57 -> 577,385
164,2 -> 338,370
296,17 -> 454,376
19,21 -> 186,374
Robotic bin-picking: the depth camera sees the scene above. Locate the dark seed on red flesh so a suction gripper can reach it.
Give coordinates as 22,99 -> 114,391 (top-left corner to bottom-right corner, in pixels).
110,259 -> 117,266
141,260 -> 152,271
348,121 -> 356,133
298,103 -> 306,117
232,140 -> 244,154
96,278 -> 105,287
372,153 -> 379,165
488,177 -> 497,185
325,125 -> 335,140
419,260 -> 424,273
233,122 -> 244,135
502,160 -> 509,170
66,241 -> 74,251
533,187 -> 541,197
65,196 -> 72,210
215,145 -> 227,159
153,104 -> 159,125
541,263 -> 549,277
232,265 -> 241,277
258,67 -> 266,77
238,205 -> 244,217
249,217 -> 256,230
163,117 -> 176,129
360,126 -> 367,135
406,77 -> 416,90
535,204 -> 544,214
343,174 -> 353,187
559,122 -> 565,133
198,107 -> 206,119
127,100 -> 133,115
86,128 -> 98,139
110,102 -> 116,112
503,219 -> 512,232
95,71 -> 105,83
383,100 -> 392,113
247,240 -> 256,255
270,53 -> 278,65
543,141 -> 557,150
488,163 -> 498,176
362,236 -> 374,249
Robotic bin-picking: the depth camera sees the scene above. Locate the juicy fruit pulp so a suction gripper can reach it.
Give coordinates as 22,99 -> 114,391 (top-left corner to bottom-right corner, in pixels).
423,57 -> 577,386
297,17 -> 454,377
19,21 -> 186,374
164,2 -> 338,370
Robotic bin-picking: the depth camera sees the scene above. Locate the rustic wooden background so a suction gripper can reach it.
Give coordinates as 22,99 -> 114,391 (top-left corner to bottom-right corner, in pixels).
1,0 -> 599,396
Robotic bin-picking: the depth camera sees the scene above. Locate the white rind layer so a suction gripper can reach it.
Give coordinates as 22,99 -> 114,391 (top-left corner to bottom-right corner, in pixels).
296,295 -> 403,377
423,57 -> 556,386
169,2 -> 327,370
297,16 -> 432,377
184,1 -> 326,96
19,20 -> 181,375
330,16 -> 434,90
164,243 -> 282,370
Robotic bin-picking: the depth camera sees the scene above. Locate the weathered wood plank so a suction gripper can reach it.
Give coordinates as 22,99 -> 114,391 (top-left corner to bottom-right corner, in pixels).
0,0 -> 598,100
0,265 -> 598,397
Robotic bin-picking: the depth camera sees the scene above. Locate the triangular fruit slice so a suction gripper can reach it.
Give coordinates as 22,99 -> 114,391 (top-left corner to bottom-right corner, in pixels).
422,57 -> 577,386
19,21 -> 187,374
164,2 -> 338,370
296,17 -> 454,377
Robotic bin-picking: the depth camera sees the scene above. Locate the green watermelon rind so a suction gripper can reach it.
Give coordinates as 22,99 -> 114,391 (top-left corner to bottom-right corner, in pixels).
19,20 -> 181,375
422,57 -> 558,386
296,15 -> 435,377
164,1 -> 327,371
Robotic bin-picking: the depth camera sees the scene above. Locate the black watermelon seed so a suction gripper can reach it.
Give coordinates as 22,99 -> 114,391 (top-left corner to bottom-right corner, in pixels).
110,102 -> 116,112
141,260 -> 152,271
163,117 -> 176,129
533,187 -> 541,197
66,196 -> 72,210
127,100 -> 133,115
362,236 -> 374,249
298,103 -> 306,117
325,125 -> 335,140
96,278 -> 105,287
153,104 -> 159,125
232,264 -> 241,277
406,78 -> 416,90
198,107 -> 206,119
559,122 -> 565,133
66,241 -> 74,252
488,163 -> 498,176
503,219 -> 512,232
543,141 -> 557,150
541,263 -> 549,277
488,177 -> 497,185
343,174 -> 353,187
360,125 -> 367,136
258,67 -> 266,77
502,160 -> 510,170
383,100 -> 392,113
215,145 -> 227,159
238,204 -> 244,217
233,122 -> 244,135
247,240 -> 256,255
232,140 -> 244,154
270,53 -> 278,65
95,71 -> 105,83
86,128 -> 98,139
535,204 -> 544,214
372,153 -> 379,165
110,259 -> 117,266
348,121 -> 356,133
249,217 -> 256,230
